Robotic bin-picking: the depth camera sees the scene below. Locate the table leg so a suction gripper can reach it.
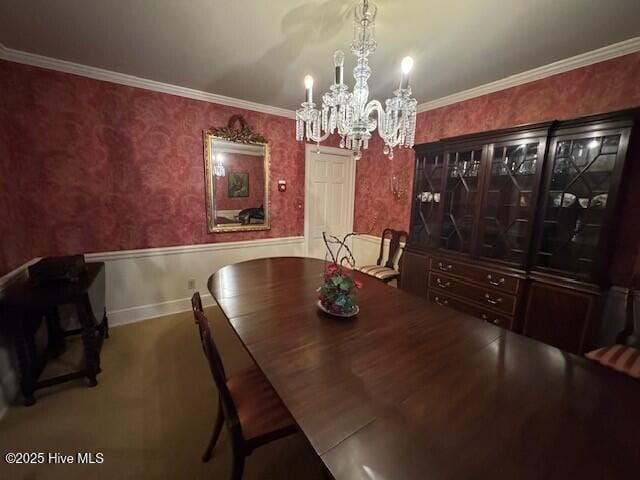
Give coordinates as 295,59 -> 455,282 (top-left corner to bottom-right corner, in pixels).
102,308 -> 110,339
77,300 -> 99,387
14,314 -> 38,406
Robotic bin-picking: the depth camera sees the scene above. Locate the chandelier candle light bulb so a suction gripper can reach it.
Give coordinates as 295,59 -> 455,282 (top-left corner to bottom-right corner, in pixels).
334,50 -> 345,85
295,0 -> 418,160
400,56 -> 414,89
304,75 -> 314,103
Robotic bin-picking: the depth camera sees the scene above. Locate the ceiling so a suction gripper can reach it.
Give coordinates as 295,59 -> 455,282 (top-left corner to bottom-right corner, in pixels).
1,0 -> 639,111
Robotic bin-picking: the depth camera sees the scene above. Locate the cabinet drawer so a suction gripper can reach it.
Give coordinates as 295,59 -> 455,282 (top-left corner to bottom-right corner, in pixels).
427,291 -> 513,329
429,256 -> 521,295
428,272 -> 517,315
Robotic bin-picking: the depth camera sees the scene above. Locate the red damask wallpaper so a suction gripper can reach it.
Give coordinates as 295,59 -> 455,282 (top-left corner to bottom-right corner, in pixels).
353,51 -> 640,283
0,98 -> 25,276
2,51 -> 640,279
0,59 -> 304,275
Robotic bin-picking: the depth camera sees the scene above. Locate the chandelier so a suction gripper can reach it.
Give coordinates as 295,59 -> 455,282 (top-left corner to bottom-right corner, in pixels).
295,0 -> 417,160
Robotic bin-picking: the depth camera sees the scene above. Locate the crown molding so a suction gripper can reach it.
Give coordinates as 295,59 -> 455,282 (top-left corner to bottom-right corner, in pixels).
417,36 -> 640,113
0,43 -> 296,119
2,36 -> 638,120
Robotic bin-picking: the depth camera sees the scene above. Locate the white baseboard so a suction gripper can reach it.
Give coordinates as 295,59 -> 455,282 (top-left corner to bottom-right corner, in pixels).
1,237 -> 304,326
0,236 -> 304,420
109,293 -> 217,327
94,236 -> 304,322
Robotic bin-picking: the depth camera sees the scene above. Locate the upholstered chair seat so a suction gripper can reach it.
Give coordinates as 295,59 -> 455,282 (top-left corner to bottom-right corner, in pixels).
586,345 -> 640,379
355,229 -> 408,284
226,366 -> 296,442
586,273 -> 639,380
354,265 -> 400,282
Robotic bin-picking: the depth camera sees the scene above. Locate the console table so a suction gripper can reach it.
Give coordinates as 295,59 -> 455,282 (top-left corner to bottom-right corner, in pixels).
0,262 -> 108,405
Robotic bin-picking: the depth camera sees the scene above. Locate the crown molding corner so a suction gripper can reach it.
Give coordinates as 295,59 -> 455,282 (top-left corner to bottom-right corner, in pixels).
417,36 -> 640,113
0,45 -> 296,119
3,35 -> 638,121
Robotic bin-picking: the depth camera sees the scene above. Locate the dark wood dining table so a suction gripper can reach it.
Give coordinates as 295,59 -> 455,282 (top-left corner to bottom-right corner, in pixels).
208,257 -> 640,480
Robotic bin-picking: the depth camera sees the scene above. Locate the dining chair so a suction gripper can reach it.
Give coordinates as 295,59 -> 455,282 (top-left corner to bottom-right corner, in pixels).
355,228 -> 408,283
190,292 -> 298,479
586,274 -> 640,379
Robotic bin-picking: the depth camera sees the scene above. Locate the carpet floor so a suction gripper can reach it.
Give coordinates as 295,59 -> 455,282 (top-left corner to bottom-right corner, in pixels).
0,307 -> 325,479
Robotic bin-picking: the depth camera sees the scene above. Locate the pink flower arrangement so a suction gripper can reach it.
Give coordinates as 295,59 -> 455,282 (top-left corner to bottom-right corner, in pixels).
317,232 -> 362,315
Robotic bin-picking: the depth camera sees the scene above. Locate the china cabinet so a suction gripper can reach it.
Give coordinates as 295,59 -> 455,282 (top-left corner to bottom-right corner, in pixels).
401,109 -> 640,354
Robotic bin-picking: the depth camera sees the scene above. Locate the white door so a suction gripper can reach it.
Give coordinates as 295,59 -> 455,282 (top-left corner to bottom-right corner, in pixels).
305,146 -> 355,259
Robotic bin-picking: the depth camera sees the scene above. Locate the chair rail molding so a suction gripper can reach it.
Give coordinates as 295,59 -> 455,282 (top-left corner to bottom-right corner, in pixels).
0,258 -> 40,294
0,237 -> 303,419
85,236 -> 305,262
0,236 -> 305,326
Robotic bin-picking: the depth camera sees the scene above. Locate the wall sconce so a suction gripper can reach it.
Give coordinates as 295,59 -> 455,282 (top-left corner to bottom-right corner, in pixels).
390,173 -> 408,201
278,180 -> 287,192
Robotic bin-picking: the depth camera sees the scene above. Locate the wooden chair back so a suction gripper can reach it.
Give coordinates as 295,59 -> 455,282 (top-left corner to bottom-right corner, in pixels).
191,293 -> 240,434
191,291 -> 204,317
377,228 -> 409,269
617,273 -> 639,348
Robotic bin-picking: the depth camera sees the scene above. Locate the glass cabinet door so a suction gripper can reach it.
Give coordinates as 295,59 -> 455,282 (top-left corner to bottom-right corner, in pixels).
439,147 -> 484,253
478,140 -> 544,266
410,150 -> 444,248
534,130 -> 628,280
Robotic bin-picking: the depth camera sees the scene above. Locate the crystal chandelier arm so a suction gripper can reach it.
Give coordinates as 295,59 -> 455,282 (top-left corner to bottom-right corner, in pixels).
311,129 -> 333,143
296,0 -> 417,158
365,99 -> 402,149
364,99 -> 383,134
311,110 -> 333,143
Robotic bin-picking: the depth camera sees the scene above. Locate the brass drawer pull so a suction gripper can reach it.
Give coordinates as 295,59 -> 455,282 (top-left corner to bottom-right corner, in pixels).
434,296 -> 449,307
437,262 -> 453,272
481,313 -> 500,325
486,274 -> 505,287
484,293 -> 503,305
436,278 -> 451,289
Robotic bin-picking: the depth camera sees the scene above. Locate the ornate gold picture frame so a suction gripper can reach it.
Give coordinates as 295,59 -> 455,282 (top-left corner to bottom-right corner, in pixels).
203,116 -> 271,233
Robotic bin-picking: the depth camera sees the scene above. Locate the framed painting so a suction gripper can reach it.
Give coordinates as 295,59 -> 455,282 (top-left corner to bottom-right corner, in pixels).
228,172 -> 249,198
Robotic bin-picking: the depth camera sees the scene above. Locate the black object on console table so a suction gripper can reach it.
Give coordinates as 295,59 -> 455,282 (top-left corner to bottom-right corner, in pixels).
0,260 -> 108,406
401,108 -> 640,354
28,254 -> 86,286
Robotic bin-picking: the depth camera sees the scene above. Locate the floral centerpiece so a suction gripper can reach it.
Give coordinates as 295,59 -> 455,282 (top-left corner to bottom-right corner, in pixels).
317,232 -> 362,317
